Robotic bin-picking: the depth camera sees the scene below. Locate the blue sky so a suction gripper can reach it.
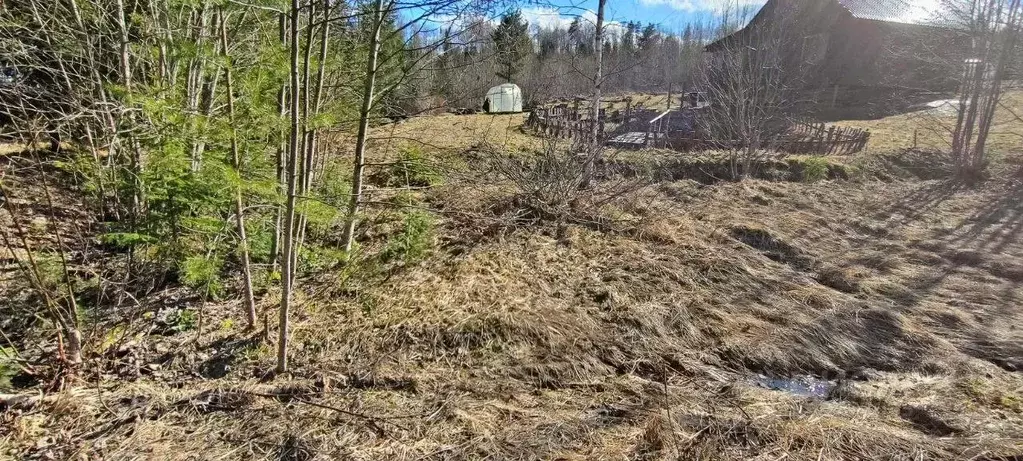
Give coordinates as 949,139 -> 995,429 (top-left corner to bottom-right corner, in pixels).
413,0 -> 768,39
518,0 -> 766,34
420,0 -> 943,38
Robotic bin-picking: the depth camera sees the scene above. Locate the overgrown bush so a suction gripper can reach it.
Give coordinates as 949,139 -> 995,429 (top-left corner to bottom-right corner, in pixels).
298,197 -> 342,240
0,347 -> 19,391
166,309 -> 198,333
315,158 -> 353,206
385,147 -> 440,187
244,222 -> 277,265
801,157 -> 831,182
180,255 -> 225,300
381,209 -> 435,264
301,244 -> 351,273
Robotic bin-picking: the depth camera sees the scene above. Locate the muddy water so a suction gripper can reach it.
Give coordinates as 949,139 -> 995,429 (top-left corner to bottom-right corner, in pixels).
752,374 -> 836,398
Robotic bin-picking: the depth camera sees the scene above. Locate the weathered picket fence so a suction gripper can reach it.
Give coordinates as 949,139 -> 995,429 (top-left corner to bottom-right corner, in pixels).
787,120 -> 871,155
527,104 -> 872,155
525,108 -> 606,139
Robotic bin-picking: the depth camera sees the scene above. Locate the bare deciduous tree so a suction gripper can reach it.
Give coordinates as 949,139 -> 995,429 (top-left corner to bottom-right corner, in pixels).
341,0 -> 388,254
0,154 -> 83,367
699,7 -> 810,179
945,0 -> 1023,179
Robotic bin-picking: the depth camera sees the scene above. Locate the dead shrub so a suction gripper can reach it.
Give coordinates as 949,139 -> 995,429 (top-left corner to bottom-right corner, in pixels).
470,137 -> 651,233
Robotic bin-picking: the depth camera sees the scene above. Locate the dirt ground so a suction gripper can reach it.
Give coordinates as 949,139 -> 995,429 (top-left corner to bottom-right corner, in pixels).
2,100 -> 1023,460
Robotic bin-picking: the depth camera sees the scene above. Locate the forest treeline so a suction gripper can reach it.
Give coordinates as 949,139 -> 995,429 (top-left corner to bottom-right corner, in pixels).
414,9 -> 745,111
0,0 -> 744,376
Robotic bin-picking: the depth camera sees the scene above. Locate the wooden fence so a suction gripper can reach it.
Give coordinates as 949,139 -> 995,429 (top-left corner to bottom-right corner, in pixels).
787,120 -> 871,155
526,104 -> 635,140
526,111 -> 604,139
526,106 -> 871,156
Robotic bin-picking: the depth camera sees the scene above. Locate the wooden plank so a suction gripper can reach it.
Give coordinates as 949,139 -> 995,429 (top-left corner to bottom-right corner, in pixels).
826,127 -> 834,156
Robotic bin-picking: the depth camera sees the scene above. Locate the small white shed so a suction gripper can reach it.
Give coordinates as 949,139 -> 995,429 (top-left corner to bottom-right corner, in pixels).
484,83 -> 522,113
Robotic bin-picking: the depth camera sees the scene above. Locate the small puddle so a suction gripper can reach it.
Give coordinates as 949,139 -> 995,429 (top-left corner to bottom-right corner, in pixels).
752,374 -> 836,398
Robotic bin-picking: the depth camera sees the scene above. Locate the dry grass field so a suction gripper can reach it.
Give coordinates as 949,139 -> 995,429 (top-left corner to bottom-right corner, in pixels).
361,88 -> 1021,160
371,112 -> 538,153
3,92 -> 1023,460
844,89 -> 1023,154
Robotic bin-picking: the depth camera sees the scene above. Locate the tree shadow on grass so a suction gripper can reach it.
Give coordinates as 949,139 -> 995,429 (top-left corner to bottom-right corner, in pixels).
894,181 -> 1023,304
874,179 -> 965,226
881,179 -> 1023,372
940,180 -> 1023,253
198,334 -> 262,379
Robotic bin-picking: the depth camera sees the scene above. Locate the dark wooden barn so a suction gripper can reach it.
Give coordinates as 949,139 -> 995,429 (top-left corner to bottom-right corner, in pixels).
705,0 -> 967,118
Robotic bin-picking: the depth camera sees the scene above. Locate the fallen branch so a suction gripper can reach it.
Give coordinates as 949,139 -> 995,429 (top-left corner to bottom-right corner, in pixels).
246,390 -> 412,434
1,392 -> 45,410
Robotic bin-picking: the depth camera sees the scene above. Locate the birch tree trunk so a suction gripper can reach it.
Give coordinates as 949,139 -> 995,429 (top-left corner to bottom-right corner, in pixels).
115,0 -> 132,88
187,5 -> 211,172
307,0 -> 331,197
278,0 -> 302,373
289,0 -> 316,287
972,0 -> 1021,169
270,13 -> 287,275
949,0 -> 1022,178
219,9 -> 258,329
341,0 -> 385,253
296,0 -> 331,256
590,0 -> 605,147
580,0 -> 606,188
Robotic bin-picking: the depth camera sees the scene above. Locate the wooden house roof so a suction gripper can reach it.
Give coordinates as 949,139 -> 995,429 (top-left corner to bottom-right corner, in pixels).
834,0 -> 936,24
704,0 -> 947,52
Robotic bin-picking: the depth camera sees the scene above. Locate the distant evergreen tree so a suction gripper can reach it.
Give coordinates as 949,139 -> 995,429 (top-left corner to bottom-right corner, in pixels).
434,27 -> 454,100
568,16 -> 592,56
621,21 -> 639,55
538,28 -> 559,61
492,9 -> 531,82
639,23 -> 659,51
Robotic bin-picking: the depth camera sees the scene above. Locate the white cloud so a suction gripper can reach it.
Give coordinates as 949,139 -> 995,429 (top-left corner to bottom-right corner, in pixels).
520,7 -> 572,30
638,0 -> 765,13
428,7 -> 626,43
519,7 -> 625,38
425,12 -> 495,37
426,13 -> 458,26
